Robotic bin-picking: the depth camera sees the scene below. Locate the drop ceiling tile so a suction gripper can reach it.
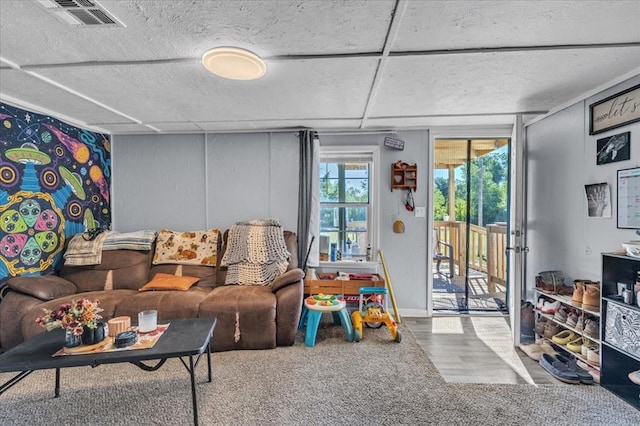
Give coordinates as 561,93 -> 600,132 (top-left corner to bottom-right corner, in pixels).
371,47 -> 640,118
393,1 -> 640,51
31,57 -> 378,124
0,0 -> 392,66
0,69 -> 132,128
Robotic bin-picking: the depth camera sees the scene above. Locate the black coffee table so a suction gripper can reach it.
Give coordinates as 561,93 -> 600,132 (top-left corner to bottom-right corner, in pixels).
0,317 -> 216,425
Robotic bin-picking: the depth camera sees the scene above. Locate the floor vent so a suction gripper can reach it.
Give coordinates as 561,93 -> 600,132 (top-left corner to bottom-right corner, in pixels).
37,0 -> 124,28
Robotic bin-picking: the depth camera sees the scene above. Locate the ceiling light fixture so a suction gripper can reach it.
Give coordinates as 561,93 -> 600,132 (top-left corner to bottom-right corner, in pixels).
201,47 -> 266,80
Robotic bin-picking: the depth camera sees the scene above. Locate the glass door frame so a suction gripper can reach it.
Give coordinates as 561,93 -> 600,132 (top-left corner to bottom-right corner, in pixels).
508,115 -> 527,345
427,126 -> 516,317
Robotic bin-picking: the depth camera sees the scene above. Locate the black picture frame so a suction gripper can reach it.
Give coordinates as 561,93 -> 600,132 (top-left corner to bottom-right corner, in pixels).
589,84 -> 640,135
617,166 -> 640,229
596,131 -> 630,165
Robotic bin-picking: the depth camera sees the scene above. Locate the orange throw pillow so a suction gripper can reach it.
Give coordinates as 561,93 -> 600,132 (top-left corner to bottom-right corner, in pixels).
139,273 -> 200,292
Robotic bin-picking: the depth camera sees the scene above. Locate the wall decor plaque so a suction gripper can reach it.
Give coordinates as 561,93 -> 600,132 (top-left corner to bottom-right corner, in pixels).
589,84 -> 640,135
384,137 -> 405,150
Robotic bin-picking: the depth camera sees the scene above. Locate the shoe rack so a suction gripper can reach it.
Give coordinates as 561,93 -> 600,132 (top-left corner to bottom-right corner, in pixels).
533,289 -> 601,372
600,253 -> 640,410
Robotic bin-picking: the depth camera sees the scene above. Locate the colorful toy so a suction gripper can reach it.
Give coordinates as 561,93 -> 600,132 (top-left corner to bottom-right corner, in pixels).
299,294 -> 354,347
351,286 -> 401,343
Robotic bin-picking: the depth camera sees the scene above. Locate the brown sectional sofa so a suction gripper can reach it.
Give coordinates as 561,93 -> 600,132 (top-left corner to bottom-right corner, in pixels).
0,231 -> 304,352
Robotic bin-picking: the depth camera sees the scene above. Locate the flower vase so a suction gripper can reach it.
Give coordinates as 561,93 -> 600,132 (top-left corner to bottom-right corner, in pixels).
64,329 -> 82,348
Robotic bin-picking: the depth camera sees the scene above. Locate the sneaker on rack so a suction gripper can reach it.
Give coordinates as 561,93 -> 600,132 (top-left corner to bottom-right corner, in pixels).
553,307 -> 569,323
587,346 -> 600,367
536,296 -> 547,310
540,300 -> 561,314
566,311 -> 579,328
581,338 -> 591,357
575,315 -> 584,332
535,316 -> 548,336
583,318 -> 599,339
543,322 -> 562,339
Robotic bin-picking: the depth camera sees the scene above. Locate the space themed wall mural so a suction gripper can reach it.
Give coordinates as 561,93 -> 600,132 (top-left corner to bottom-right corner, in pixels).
0,102 -> 111,284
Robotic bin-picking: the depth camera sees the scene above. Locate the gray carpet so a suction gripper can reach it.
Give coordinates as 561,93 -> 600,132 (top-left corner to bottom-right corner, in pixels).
1,321 -> 639,426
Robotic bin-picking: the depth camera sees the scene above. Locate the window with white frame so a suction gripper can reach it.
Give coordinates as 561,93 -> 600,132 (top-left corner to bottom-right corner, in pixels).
319,147 -> 378,261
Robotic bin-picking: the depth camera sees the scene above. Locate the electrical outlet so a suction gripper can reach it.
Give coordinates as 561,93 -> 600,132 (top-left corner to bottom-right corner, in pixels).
415,206 -> 426,217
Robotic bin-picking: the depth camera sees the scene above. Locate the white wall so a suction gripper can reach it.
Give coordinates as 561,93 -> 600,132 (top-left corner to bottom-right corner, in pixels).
525,76 -> 640,299
111,133 -> 208,230
112,132 -> 299,232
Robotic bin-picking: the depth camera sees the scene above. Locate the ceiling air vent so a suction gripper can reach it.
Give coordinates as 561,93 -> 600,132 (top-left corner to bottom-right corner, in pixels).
37,0 -> 124,28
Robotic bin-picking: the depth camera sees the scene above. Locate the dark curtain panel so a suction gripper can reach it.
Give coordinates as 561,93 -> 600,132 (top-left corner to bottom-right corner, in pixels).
297,130 -> 318,270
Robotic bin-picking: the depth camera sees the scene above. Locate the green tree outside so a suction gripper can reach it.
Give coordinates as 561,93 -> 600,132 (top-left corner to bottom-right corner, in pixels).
435,148 -> 508,225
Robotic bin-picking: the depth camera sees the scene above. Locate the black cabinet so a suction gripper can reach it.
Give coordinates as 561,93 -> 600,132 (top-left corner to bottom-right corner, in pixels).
601,253 -> 640,410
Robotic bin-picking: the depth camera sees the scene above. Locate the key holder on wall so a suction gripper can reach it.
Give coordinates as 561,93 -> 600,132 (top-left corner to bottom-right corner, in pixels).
405,188 -> 415,212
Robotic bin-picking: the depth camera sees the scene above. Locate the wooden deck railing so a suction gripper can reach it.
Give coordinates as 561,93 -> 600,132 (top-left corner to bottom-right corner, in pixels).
434,221 -> 507,292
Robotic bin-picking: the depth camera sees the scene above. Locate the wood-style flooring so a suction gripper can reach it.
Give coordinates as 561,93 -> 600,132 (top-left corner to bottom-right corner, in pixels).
404,316 -> 558,385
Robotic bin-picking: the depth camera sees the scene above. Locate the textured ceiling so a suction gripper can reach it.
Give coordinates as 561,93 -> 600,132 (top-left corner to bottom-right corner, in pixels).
0,0 -> 639,135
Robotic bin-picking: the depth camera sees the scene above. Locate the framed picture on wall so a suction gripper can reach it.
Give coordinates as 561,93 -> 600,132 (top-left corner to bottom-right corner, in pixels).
589,84 -> 640,135
596,131 -> 630,165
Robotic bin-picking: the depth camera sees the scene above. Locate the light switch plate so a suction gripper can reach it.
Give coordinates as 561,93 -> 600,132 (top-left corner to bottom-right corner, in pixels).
415,206 -> 426,217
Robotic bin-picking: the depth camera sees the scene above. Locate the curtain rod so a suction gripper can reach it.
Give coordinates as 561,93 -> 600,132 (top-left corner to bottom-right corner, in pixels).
316,130 -> 397,136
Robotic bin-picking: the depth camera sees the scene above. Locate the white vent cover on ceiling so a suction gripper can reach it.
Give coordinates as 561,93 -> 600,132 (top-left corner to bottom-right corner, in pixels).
37,0 -> 124,28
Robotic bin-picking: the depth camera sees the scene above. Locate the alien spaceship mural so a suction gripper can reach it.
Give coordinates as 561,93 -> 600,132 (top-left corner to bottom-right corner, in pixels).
0,103 -> 111,281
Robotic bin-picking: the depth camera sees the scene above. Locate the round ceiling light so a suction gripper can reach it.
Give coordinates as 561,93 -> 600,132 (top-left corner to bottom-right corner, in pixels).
201,47 -> 266,80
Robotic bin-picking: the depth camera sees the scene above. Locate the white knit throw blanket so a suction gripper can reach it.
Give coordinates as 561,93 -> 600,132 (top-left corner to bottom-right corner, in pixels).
221,220 -> 290,285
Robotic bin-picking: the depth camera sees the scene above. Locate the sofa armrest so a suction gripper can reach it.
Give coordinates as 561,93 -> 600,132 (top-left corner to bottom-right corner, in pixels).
274,271 -> 304,347
271,268 -> 304,293
7,275 -> 78,301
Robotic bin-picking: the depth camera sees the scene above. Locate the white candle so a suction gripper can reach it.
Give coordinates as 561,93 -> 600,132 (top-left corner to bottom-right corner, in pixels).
138,310 -> 157,333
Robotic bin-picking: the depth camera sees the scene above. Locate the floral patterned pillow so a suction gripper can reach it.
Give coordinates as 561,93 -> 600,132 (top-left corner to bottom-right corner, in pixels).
152,229 -> 220,266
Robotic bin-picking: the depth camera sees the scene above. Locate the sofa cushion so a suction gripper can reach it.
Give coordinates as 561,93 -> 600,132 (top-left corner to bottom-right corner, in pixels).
7,275 -> 77,301
198,285 -> 277,351
60,249 -> 153,292
139,273 -> 199,291
114,287 -> 211,321
153,229 -> 221,266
